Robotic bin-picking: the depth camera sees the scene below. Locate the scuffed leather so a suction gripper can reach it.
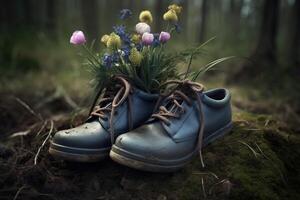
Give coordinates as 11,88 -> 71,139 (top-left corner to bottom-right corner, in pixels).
52,88 -> 158,149
53,121 -> 110,148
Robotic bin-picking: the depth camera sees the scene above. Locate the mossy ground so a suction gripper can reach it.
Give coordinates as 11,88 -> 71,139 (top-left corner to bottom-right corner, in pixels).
1,108 -> 299,200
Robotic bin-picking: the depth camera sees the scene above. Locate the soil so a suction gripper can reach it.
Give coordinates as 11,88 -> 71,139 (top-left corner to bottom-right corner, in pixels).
0,93 -> 300,200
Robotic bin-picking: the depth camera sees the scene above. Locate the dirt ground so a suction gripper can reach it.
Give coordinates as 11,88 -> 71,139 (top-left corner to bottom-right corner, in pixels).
0,86 -> 300,200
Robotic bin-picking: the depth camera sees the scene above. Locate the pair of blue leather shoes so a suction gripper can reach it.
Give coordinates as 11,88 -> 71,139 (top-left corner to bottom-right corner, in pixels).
49,76 -> 232,172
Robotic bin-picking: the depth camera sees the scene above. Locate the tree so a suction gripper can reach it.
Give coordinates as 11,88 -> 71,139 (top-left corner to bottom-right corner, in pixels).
154,0 -> 164,32
198,0 -> 208,43
229,0 -> 244,35
287,0 -> 300,74
230,0 -> 280,82
81,0 -> 100,40
46,0 -> 58,34
255,0 -> 279,63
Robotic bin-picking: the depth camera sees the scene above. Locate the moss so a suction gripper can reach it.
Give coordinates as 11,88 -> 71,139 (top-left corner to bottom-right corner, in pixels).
1,112 -> 300,200
170,112 -> 300,200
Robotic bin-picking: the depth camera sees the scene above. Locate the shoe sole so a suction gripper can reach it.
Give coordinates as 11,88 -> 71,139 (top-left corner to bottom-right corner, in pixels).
49,142 -> 110,162
110,122 -> 233,172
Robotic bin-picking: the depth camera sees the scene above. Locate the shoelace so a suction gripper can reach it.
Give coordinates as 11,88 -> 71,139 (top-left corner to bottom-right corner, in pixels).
152,79 -> 206,167
90,76 -> 133,144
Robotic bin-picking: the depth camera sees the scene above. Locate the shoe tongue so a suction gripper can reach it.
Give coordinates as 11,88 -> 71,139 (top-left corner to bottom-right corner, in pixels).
164,95 -> 184,114
98,84 -> 121,107
164,86 -> 196,114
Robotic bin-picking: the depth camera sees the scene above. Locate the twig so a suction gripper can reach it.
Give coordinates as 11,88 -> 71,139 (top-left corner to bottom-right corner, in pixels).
234,119 -> 250,125
58,86 -> 79,109
264,119 -> 270,127
36,121 -> 48,137
254,142 -> 287,185
193,171 -> 219,180
34,121 -> 54,165
13,185 -> 27,200
238,140 -> 260,158
208,179 -> 231,195
9,130 -> 30,138
15,97 -> 43,121
201,177 -> 207,199
34,86 -> 78,110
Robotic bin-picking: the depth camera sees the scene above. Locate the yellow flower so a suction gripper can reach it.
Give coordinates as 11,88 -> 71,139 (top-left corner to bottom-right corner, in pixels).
129,48 -> 143,66
139,10 -> 153,24
101,34 -> 110,46
131,34 -> 141,44
107,33 -> 121,49
168,4 -> 182,15
163,9 -> 178,22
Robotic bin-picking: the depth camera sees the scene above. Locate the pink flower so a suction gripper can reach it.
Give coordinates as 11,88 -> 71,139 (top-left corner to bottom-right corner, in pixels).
70,30 -> 86,45
135,22 -> 151,35
142,32 -> 154,45
159,31 -> 171,43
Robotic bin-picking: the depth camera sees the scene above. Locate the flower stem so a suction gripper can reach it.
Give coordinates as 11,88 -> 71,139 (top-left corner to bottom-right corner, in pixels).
83,44 -> 102,66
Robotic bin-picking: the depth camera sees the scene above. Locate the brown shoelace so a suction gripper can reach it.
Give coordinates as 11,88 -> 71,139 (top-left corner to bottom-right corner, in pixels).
90,76 -> 133,144
152,80 -> 206,167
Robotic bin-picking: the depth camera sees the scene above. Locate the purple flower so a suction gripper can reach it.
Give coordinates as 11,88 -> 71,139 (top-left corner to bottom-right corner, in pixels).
119,9 -> 132,20
102,54 -> 113,68
113,25 -> 131,45
70,30 -> 86,45
135,22 -> 151,35
121,46 -> 131,61
159,31 -> 171,43
142,32 -> 154,45
102,53 -> 119,68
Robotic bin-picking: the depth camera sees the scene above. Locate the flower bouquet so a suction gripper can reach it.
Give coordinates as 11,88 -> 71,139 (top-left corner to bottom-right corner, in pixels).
71,4 -> 225,93
69,4 -> 233,113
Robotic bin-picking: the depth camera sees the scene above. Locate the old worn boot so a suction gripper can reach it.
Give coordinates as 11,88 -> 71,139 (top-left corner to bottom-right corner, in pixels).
49,76 -> 158,162
110,80 -> 232,172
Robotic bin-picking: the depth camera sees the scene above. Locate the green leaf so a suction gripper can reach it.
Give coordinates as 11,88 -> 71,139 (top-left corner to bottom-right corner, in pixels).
192,56 -> 235,81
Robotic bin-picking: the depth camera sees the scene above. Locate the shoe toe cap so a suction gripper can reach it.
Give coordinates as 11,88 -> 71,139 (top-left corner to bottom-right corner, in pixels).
114,127 -> 173,160
113,124 -> 195,161
51,121 -> 110,149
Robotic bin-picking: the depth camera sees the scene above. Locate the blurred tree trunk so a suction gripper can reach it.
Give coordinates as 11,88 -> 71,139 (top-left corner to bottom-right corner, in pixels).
229,0 -> 244,35
181,0 -> 188,37
46,0 -> 58,35
255,0 -> 279,62
0,1 -> 14,30
132,0 -> 145,12
198,0 -> 208,43
23,0 -> 34,29
231,0 -> 280,82
81,0 -> 99,40
154,0 -> 164,32
287,0 -> 300,75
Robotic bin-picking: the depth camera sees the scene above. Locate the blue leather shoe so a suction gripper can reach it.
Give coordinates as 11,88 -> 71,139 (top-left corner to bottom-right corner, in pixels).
49,76 -> 158,162
110,80 -> 232,172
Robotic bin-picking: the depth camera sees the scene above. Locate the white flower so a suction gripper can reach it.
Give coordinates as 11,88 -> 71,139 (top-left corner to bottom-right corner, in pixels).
121,51 -> 126,57
135,22 -> 151,35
